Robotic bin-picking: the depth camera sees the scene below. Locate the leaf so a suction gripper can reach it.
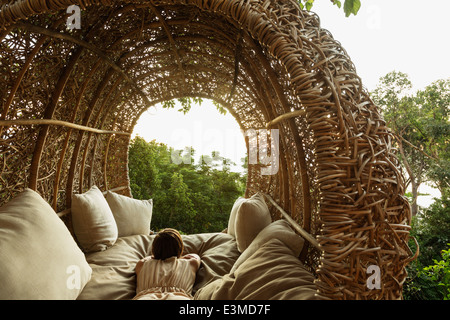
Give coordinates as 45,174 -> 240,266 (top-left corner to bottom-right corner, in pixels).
343,0 -> 361,17
297,0 -> 314,11
161,99 -> 176,109
352,0 -> 361,14
332,0 -> 342,9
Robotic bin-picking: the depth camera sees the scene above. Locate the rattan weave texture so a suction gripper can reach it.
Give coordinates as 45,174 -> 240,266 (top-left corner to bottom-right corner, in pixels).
0,0 -> 416,299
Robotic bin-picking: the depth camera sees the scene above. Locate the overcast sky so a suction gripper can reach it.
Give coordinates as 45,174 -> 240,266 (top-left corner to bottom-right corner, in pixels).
312,0 -> 449,92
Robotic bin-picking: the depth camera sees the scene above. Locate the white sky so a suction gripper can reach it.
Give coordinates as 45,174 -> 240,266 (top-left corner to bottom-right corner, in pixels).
311,0 -> 450,93
132,0 -> 449,205
134,104 -> 247,172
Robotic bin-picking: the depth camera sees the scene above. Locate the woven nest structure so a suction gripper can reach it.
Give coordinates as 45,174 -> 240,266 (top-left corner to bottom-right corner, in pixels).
0,0 -> 417,299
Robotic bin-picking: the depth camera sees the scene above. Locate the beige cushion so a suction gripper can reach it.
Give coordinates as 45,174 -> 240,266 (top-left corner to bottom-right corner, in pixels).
231,219 -> 304,273
227,196 -> 245,237
71,185 -> 118,252
0,188 -> 92,299
194,238 -> 324,300
105,191 -> 153,237
234,193 -> 272,252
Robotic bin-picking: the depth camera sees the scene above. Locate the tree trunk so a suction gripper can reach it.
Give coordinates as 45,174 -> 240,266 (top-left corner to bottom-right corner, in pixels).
397,137 -> 419,216
410,179 -> 419,216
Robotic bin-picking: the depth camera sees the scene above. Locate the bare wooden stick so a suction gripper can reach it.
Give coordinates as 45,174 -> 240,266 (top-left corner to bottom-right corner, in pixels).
249,188 -> 321,250
0,119 -> 131,136
394,133 -> 438,160
266,109 -> 306,128
56,208 -> 72,218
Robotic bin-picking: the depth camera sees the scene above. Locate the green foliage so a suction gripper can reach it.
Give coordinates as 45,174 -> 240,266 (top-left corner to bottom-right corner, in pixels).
405,243 -> 450,300
371,72 -> 450,216
128,136 -> 246,234
161,97 -> 228,115
404,197 -> 450,299
404,262 -> 444,300
381,75 -> 450,194
416,79 -> 450,193
343,0 -> 361,17
421,246 -> 450,300
298,0 -> 315,11
161,97 -> 204,114
128,136 -> 164,200
411,197 -> 450,266
297,0 -> 361,16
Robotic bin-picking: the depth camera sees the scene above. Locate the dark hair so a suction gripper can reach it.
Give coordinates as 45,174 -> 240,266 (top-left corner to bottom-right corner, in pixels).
152,228 -> 184,260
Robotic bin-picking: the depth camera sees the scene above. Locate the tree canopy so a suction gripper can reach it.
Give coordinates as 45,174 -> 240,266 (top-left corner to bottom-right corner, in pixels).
371,71 -> 450,216
128,136 -> 247,234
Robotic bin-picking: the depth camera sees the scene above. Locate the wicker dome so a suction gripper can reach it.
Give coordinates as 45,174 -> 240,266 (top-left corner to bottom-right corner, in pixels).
0,0 -> 416,299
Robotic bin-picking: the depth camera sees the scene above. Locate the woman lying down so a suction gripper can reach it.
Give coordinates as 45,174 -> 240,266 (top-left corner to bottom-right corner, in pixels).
133,228 -> 201,300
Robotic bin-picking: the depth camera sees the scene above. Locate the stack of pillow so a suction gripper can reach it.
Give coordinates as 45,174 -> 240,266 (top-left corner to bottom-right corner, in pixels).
196,192 -> 322,300
0,186 -> 153,300
0,187 -> 320,300
71,185 -> 153,253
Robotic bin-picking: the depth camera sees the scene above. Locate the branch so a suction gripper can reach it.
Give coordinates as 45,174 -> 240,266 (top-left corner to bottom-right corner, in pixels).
393,133 -> 438,161
396,135 -> 414,183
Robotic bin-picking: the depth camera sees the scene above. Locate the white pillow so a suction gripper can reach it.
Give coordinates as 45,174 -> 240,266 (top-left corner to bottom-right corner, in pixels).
231,219 -> 305,273
227,196 -> 245,237
105,191 -> 153,237
0,188 -> 92,299
234,193 -> 272,252
71,185 -> 118,253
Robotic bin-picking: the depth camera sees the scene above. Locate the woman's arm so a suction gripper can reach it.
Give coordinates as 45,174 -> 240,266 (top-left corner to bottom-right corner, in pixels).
182,253 -> 201,270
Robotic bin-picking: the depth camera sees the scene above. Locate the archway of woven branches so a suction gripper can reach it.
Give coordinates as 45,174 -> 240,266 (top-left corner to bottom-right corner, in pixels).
0,0 -> 416,299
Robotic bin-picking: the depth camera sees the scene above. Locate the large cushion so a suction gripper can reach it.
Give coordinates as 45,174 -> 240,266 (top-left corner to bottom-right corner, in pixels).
234,193 -> 272,252
227,196 -> 245,238
71,185 -> 118,252
0,188 -> 92,299
230,219 -> 305,273
105,191 -> 153,237
194,238 -> 324,300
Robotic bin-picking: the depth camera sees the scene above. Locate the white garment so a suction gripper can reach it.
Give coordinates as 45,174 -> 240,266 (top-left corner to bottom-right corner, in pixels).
133,254 -> 200,300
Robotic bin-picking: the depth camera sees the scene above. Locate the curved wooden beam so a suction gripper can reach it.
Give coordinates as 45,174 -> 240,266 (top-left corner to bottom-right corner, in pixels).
14,22 -> 152,109
28,47 -> 84,190
148,1 -> 186,90
51,60 -> 103,210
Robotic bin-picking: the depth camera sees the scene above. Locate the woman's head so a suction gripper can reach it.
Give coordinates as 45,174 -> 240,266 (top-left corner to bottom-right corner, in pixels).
152,228 -> 184,260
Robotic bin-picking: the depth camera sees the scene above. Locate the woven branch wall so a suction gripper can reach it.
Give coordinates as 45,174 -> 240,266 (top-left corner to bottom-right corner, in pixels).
0,0 -> 416,299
